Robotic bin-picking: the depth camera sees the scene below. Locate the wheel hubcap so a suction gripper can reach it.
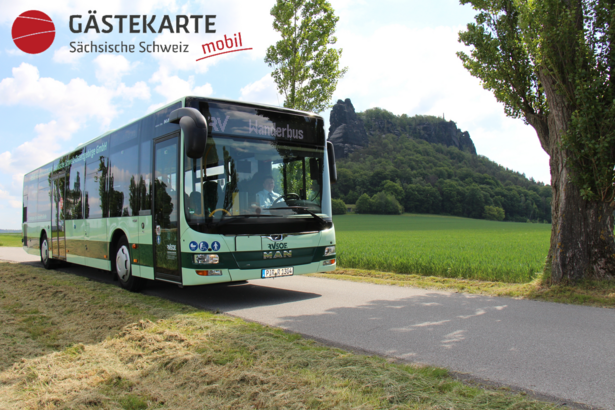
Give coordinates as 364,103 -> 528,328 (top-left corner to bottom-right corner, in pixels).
41,240 -> 49,263
116,246 -> 131,281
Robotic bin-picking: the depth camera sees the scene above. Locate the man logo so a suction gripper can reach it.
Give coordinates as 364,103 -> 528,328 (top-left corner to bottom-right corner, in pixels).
263,250 -> 292,259
12,10 -> 55,54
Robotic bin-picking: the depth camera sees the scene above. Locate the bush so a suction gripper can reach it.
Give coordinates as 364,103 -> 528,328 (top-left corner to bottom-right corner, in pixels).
483,205 -> 505,221
355,193 -> 373,214
332,199 -> 347,215
371,192 -> 403,215
356,192 -> 403,215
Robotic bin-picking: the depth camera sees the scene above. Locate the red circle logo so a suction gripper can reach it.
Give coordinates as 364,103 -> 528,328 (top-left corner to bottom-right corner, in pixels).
12,10 -> 55,54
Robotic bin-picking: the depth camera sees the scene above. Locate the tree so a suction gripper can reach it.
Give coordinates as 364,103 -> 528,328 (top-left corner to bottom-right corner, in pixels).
464,185 -> 485,219
331,198 -> 347,215
355,193 -> 372,214
371,192 -> 403,215
458,0 -> 615,283
265,0 -> 347,112
484,205 -> 505,221
382,180 -> 405,202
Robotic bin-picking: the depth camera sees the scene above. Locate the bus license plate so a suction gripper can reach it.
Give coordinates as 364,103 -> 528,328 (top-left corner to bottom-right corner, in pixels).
262,267 -> 294,278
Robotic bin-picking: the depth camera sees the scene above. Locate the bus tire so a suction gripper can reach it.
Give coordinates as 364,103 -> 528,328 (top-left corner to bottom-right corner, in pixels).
40,234 -> 55,270
114,236 -> 146,292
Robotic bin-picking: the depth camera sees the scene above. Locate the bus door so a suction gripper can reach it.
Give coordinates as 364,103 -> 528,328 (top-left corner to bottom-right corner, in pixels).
152,134 -> 181,282
51,173 -> 66,260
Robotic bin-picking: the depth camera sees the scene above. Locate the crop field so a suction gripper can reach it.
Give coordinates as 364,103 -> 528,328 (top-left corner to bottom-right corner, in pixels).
334,214 -> 551,283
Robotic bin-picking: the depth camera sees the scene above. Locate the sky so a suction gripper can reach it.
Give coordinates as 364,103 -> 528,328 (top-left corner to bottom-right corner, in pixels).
0,0 -> 550,229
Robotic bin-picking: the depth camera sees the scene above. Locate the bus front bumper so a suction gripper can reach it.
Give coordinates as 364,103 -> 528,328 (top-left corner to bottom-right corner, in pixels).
181,260 -> 336,286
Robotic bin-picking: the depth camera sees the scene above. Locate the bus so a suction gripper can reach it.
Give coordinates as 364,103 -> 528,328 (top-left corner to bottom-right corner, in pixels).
22,97 -> 337,291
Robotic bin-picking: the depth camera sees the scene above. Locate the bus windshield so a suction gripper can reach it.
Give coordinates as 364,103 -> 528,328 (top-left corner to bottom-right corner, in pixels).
184,136 -> 331,234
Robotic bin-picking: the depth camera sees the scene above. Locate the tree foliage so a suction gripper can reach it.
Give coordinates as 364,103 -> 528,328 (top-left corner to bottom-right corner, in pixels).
457,0 -> 615,282
458,0 -> 615,203
265,0 -> 347,113
354,192 -> 403,215
483,205 -> 505,221
331,198 -> 347,215
331,110 -> 551,222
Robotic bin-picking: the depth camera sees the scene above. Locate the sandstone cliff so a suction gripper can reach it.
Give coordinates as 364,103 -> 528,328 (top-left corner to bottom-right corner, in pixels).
328,99 -> 477,158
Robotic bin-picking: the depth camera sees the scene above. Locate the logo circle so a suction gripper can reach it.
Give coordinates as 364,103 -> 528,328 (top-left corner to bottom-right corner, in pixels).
189,241 -> 198,251
12,10 -> 55,54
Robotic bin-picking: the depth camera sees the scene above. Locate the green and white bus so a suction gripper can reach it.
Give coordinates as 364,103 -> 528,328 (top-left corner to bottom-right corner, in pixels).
22,97 -> 337,291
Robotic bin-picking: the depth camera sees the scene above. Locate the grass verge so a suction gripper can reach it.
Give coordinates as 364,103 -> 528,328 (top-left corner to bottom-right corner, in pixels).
312,269 -> 615,308
0,262 -> 557,409
0,233 -> 23,247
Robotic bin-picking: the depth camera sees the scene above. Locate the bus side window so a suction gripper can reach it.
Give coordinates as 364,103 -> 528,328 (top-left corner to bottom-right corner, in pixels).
109,123 -> 140,217
84,137 -> 109,219
139,116 -> 153,214
23,171 -> 38,223
67,149 -> 85,220
36,165 -> 52,223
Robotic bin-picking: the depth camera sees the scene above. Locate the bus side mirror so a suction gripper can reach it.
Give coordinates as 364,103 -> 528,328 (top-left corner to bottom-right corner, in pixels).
169,107 -> 208,159
327,141 -> 337,184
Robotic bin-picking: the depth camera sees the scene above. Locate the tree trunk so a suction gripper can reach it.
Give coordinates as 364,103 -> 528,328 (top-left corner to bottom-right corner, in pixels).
548,144 -> 615,283
539,72 -> 615,283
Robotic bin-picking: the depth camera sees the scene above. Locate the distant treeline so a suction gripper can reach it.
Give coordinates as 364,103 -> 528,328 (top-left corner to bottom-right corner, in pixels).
332,127 -> 552,223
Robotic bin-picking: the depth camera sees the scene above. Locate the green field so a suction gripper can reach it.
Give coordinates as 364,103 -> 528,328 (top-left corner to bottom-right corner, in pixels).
0,233 -> 22,247
334,214 -> 551,283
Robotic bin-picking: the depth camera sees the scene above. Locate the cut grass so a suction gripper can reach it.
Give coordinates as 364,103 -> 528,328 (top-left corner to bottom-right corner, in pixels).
0,233 -> 23,247
312,269 -> 615,308
0,262 -> 556,409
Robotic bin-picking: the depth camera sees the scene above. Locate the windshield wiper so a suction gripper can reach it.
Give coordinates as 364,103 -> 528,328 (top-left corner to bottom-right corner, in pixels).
270,206 -> 327,227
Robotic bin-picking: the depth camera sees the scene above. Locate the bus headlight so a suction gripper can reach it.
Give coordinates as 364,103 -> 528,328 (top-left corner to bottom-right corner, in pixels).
323,259 -> 336,266
194,254 -> 219,264
324,246 -> 336,256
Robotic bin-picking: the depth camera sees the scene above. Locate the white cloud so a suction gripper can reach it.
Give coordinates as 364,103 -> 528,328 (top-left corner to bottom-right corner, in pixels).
0,63 -> 150,177
146,0 -> 276,78
147,102 -> 166,113
239,73 -> 282,107
0,119 -> 80,177
93,54 -> 136,86
150,68 -> 212,102
0,0 -> 180,25
0,63 -> 118,126
116,81 -> 151,101
0,185 -> 21,210
331,23 -> 551,183
53,46 -> 84,65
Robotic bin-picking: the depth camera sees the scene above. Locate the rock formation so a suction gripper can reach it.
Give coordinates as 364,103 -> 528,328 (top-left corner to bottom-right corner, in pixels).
328,99 -> 369,159
328,98 -> 477,158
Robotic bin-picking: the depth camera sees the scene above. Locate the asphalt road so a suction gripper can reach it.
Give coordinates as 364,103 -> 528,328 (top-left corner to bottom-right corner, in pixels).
1,247 -> 613,409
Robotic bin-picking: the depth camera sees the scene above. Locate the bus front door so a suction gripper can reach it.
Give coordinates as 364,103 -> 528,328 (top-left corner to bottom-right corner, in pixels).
51,173 -> 66,260
152,134 -> 181,283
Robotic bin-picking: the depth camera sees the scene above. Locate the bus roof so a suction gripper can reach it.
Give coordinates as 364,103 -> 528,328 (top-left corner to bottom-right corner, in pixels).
71,96 -> 323,152
25,96 -> 325,177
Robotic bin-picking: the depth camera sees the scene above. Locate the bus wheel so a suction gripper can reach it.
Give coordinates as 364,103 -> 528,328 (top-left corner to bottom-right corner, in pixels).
40,235 -> 55,270
114,237 -> 145,292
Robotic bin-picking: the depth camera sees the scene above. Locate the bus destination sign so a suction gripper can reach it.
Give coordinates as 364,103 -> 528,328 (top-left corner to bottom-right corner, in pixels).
202,102 -> 323,145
